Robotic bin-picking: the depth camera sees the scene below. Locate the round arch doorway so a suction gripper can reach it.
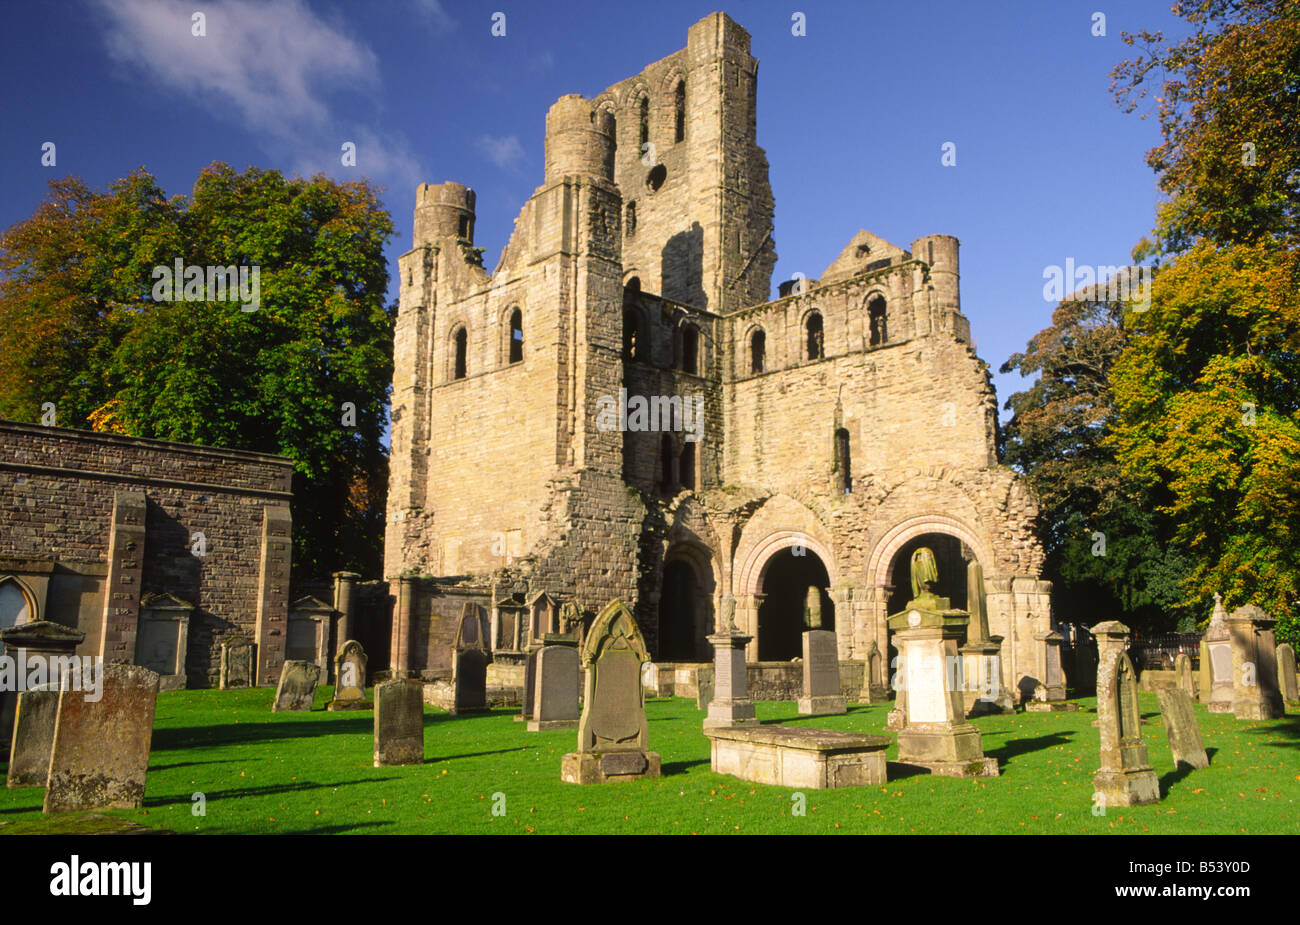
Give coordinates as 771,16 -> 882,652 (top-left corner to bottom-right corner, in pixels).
657,551 -> 715,661
757,548 -> 834,660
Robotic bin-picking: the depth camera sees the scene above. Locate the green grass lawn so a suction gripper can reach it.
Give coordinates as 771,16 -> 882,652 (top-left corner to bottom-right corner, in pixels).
1,688 -> 1296,834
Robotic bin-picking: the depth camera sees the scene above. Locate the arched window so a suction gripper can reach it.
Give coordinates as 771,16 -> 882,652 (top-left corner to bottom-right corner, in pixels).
868,295 -> 888,346
680,440 -> 696,490
681,324 -> 699,374
0,578 -> 32,630
659,434 -> 675,493
638,96 -> 650,150
508,308 -> 523,364
805,311 -> 824,361
625,200 -> 637,236
452,326 -> 468,380
750,329 -> 766,374
834,428 -> 852,494
623,307 -> 645,361
674,80 -> 686,143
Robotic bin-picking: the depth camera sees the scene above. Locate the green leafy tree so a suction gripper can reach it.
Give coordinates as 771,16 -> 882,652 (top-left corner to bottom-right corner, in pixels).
0,164 -> 394,577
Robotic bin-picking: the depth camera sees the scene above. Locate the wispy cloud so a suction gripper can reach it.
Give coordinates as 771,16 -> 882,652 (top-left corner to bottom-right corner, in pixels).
411,0 -> 456,34
475,135 -> 526,172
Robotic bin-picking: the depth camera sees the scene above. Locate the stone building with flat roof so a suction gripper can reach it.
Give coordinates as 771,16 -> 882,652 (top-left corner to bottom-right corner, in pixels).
384,12 -> 1054,700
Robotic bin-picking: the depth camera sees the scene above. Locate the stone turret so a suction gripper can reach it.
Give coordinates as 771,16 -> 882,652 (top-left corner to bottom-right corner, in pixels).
544,95 -> 615,184
413,181 -> 476,246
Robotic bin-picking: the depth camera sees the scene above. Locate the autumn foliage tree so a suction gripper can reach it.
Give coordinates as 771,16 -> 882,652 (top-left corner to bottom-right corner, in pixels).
0,164 -> 394,578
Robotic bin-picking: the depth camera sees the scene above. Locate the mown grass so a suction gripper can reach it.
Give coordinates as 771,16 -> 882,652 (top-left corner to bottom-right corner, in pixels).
1,687 -> 1296,834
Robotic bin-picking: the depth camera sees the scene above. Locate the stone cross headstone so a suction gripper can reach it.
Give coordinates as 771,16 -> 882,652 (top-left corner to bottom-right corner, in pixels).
1155,688 -> 1209,770
528,636 -> 580,731
1277,642 -> 1299,707
1226,604 -> 1283,721
885,547 -> 997,777
1091,620 -> 1160,807
704,595 -> 757,728
328,640 -> 369,711
452,603 -> 490,714
1174,652 -> 1195,698
6,685 -> 59,788
797,628 -> 845,715
561,599 -> 661,784
44,664 -> 159,814
220,635 -> 256,690
271,660 -> 320,712
373,679 -> 424,766
1203,594 -> 1233,712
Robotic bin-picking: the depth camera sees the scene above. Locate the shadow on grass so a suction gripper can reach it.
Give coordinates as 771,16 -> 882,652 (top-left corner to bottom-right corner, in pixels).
885,762 -> 929,780
1238,714 -> 1300,749
663,759 -> 709,774
151,716 -> 376,751
149,758 -> 245,772
142,777 -> 400,807
437,746 -> 534,761
278,821 -> 395,835
984,731 -> 1073,766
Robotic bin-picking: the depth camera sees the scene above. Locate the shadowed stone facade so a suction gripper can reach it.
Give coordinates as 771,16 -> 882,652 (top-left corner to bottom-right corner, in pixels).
384,12 -> 1052,699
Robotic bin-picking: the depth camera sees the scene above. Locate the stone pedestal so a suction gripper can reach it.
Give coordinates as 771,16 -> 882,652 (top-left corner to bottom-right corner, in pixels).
959,639 -> 1003,717
703,630 -> 757,728
1226,604 -> 1283,720
796,629 -> 845,715
1091,621 -> 1160,807
1034,630 -> 1067,702
1203,594 -> 1233,713
705,725 -> 890,789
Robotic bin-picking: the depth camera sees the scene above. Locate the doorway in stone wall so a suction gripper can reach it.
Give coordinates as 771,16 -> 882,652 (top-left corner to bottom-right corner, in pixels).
757,548 -> 833,660
883,531 -> 973,669
657,549 -> 714,661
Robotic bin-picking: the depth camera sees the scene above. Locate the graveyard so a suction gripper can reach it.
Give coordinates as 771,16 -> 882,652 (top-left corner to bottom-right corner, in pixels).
0,683 -> 1295,836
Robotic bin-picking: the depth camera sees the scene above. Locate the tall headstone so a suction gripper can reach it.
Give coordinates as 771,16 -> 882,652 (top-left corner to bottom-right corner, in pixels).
220,635 -> 256,690
960,560 -> 1008,716
561,600 -> 661,784
44,663 -> 159,814
1091,621 -> 1160,807
328,640 -> 369,711
7,685 -> 59,788
1173,652 -> 1195,698
0,620 -> 85,759
798,586 -> 845,715
373,679 -> 424,766
862,639 -> 887,703
704,595 -> 757,728
271,659 -> 320,712
1226,604 -> 1283,720
1203,594 -> 1233,713
1155,688 -> 1209,770
886,547 -> 998,777
452,602 -> 490,714
528,634 -> 580,731
1277,642 -> 1299,708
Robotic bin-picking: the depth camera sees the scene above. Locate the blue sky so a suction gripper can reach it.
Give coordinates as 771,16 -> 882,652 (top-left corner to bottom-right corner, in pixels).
0,0 -> 1188,418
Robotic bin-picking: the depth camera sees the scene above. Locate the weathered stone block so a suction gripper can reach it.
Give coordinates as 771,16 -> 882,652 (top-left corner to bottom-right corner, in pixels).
706,725 -> 889,789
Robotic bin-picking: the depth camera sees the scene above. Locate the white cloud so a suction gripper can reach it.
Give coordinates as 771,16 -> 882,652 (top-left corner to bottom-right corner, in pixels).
475,135 -> 526,172
411,0 -> 455,34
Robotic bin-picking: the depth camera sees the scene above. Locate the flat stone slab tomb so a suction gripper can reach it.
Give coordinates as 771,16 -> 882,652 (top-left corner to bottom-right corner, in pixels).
704,725 -> 891,789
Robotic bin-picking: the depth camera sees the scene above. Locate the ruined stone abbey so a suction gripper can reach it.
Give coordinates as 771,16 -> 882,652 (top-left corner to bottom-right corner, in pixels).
384,12 -> 1054,698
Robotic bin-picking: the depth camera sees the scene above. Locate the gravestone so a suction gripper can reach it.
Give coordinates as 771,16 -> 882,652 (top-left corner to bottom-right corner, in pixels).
271,660 -> 320,712
1226,604 -> 1283,721
704,595 -> 757,728
7,685 -> 59,788
886,547 -> 997,777
798,587 -> 845,715
0,620 -> 85,760
1091,621 -> 1160,807
696,665 -> 715,711
561,599 -> 661,784
1203,594 -> 1233,712
1155,688 -> 1209,770
452,603 -> 490,714
960,560 -> 1010,715
328,640 -> 370,711
863,639 -> 887,703
1277,642 -> 1299,707
134,592 -> 192,691
373,679 -> 424,766
44,663 -> 159,814
220,635 -> 256,690
528,636 -> 580,731
1174,652 -> 1195,698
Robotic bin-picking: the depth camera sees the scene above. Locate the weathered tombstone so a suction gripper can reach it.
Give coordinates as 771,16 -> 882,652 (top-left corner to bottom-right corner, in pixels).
1203,594 -> 1233,712
6,685 -> 59,788
863,639 -> 887,703
452,602 -> 490,714
0,620 -> 85,759
328,640 -> 369,711
696,665 -> 715,711
704,595 -> 758,728
1174,652 -> 1195,698
960,560 -> 1004,716
1155,688 -> 1209,770
44,663 -> 159,814
528,635 -> 580,731
287,595 -> 333,679
1277,642 -> 1299,708
271,659 -> 320,712
1226,604 -> 1283,720
886,548 -> 998,777
134,592 -> 192,691
561,600 -> 661,784
373,679 -> 424,766
798,587 -> 845,715
219,635 -> 256,690
1091,621 -> 1160,807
